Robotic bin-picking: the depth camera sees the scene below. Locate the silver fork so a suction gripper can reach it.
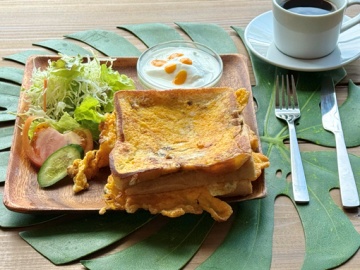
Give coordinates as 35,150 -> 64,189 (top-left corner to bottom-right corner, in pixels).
275,74 -> 310,203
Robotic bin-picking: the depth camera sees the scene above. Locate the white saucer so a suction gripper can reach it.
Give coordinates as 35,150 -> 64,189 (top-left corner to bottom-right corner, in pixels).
244,11 -> 360,72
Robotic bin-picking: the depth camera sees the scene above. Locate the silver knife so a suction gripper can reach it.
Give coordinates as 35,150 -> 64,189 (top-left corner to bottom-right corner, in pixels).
321,77 -> 359,208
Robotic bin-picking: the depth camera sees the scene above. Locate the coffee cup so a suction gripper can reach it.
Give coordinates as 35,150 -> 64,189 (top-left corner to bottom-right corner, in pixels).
272,0 -> 360,59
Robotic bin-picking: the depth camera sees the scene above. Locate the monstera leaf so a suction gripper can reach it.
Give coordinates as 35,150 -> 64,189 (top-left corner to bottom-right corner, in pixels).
20,211 -> 155,264
0,82 -> 20,122
0,23 -> 360,270
119,23 -> 184,47
0,195 -> 62,228
81,213 -> 215,269
0,67 -> 24,84
232,27 -> 360,269
65,29 -> 141,56
3,49 -> 55,65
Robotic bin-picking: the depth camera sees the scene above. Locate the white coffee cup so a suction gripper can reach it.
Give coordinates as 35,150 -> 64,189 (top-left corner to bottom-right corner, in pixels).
273,0 -> 360,59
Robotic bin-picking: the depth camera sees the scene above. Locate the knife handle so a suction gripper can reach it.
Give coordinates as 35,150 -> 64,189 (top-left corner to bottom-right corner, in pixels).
288,122 -> 310,203
334,130 -> 360,208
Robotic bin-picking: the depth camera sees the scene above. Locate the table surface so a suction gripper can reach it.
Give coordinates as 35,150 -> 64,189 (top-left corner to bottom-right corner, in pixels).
1,1 -> 360,269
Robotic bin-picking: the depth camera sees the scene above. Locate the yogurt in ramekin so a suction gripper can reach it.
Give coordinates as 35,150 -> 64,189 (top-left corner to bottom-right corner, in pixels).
137,41 -> 223,90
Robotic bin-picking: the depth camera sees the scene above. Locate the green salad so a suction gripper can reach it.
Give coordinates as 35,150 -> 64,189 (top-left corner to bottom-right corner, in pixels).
24,54 -> 135,139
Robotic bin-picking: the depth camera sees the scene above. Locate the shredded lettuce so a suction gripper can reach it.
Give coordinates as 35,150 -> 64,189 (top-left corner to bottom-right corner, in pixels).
74,96 -> 105,138
51,113 -> 81,133
24,54 -> 135,139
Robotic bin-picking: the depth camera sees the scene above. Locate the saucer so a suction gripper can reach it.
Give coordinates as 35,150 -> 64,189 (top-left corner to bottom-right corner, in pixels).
244,11 -> 360,72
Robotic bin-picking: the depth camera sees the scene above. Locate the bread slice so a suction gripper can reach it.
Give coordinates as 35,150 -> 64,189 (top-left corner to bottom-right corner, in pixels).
110,87 -> 253,184
103,87 -> 270,221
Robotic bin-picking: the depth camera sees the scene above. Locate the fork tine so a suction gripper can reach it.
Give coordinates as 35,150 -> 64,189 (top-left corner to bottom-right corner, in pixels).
290,74 -> 299,108
275,75 -> 280,109
282,75 -> 286,109
276,74 -> 299,110
285,74 -> 292,109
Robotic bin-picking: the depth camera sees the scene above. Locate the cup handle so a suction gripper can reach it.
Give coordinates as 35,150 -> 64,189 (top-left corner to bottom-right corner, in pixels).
341,0 -> 360,32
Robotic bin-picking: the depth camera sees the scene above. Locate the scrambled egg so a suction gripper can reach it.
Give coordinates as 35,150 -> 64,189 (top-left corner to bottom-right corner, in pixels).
103,175 -> 233,222
67,113 -> 116,193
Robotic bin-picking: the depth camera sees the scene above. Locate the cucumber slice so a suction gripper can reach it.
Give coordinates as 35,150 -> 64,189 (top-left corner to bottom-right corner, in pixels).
37,144 -> 84,188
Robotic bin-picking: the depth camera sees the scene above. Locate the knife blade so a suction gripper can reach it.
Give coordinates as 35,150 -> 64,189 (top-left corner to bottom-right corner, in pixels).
321,77 -> 359,208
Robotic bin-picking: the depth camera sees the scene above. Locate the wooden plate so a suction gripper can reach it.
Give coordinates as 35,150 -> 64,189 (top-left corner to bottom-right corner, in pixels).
3,54 -> 266,212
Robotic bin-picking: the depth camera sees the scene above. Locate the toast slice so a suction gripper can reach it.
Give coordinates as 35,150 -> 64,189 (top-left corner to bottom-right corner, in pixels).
103,87 -> 270,221
110,87 -> 253,184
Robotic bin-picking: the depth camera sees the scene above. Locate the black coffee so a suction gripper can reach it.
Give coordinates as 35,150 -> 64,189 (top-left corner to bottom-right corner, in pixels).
282,0 -> 337,15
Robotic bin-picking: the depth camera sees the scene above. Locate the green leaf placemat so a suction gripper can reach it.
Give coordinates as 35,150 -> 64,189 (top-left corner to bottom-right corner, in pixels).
300,153 -> 360,269
3,49 -> 54,65
0,82 -> 19,122
0,152 -> 10,183
0,81 -> 20,96
0,126 -> 14,150
65,29 -> 141,57
198,153 -> 360,270
81,213 -> 214,270
198,200 -> 273,269
20,211 -> 154,265
33,39 -> 92,56
0,194 -> 62,228
0,67 -> 24,85
339,79 -> 360,147
176,22 -> 238,53
119,23 -> 184,48
232,28 -> 360,269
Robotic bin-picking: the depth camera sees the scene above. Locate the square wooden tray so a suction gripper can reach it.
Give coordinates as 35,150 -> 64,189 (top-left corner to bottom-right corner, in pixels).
3,54 -> 266,212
